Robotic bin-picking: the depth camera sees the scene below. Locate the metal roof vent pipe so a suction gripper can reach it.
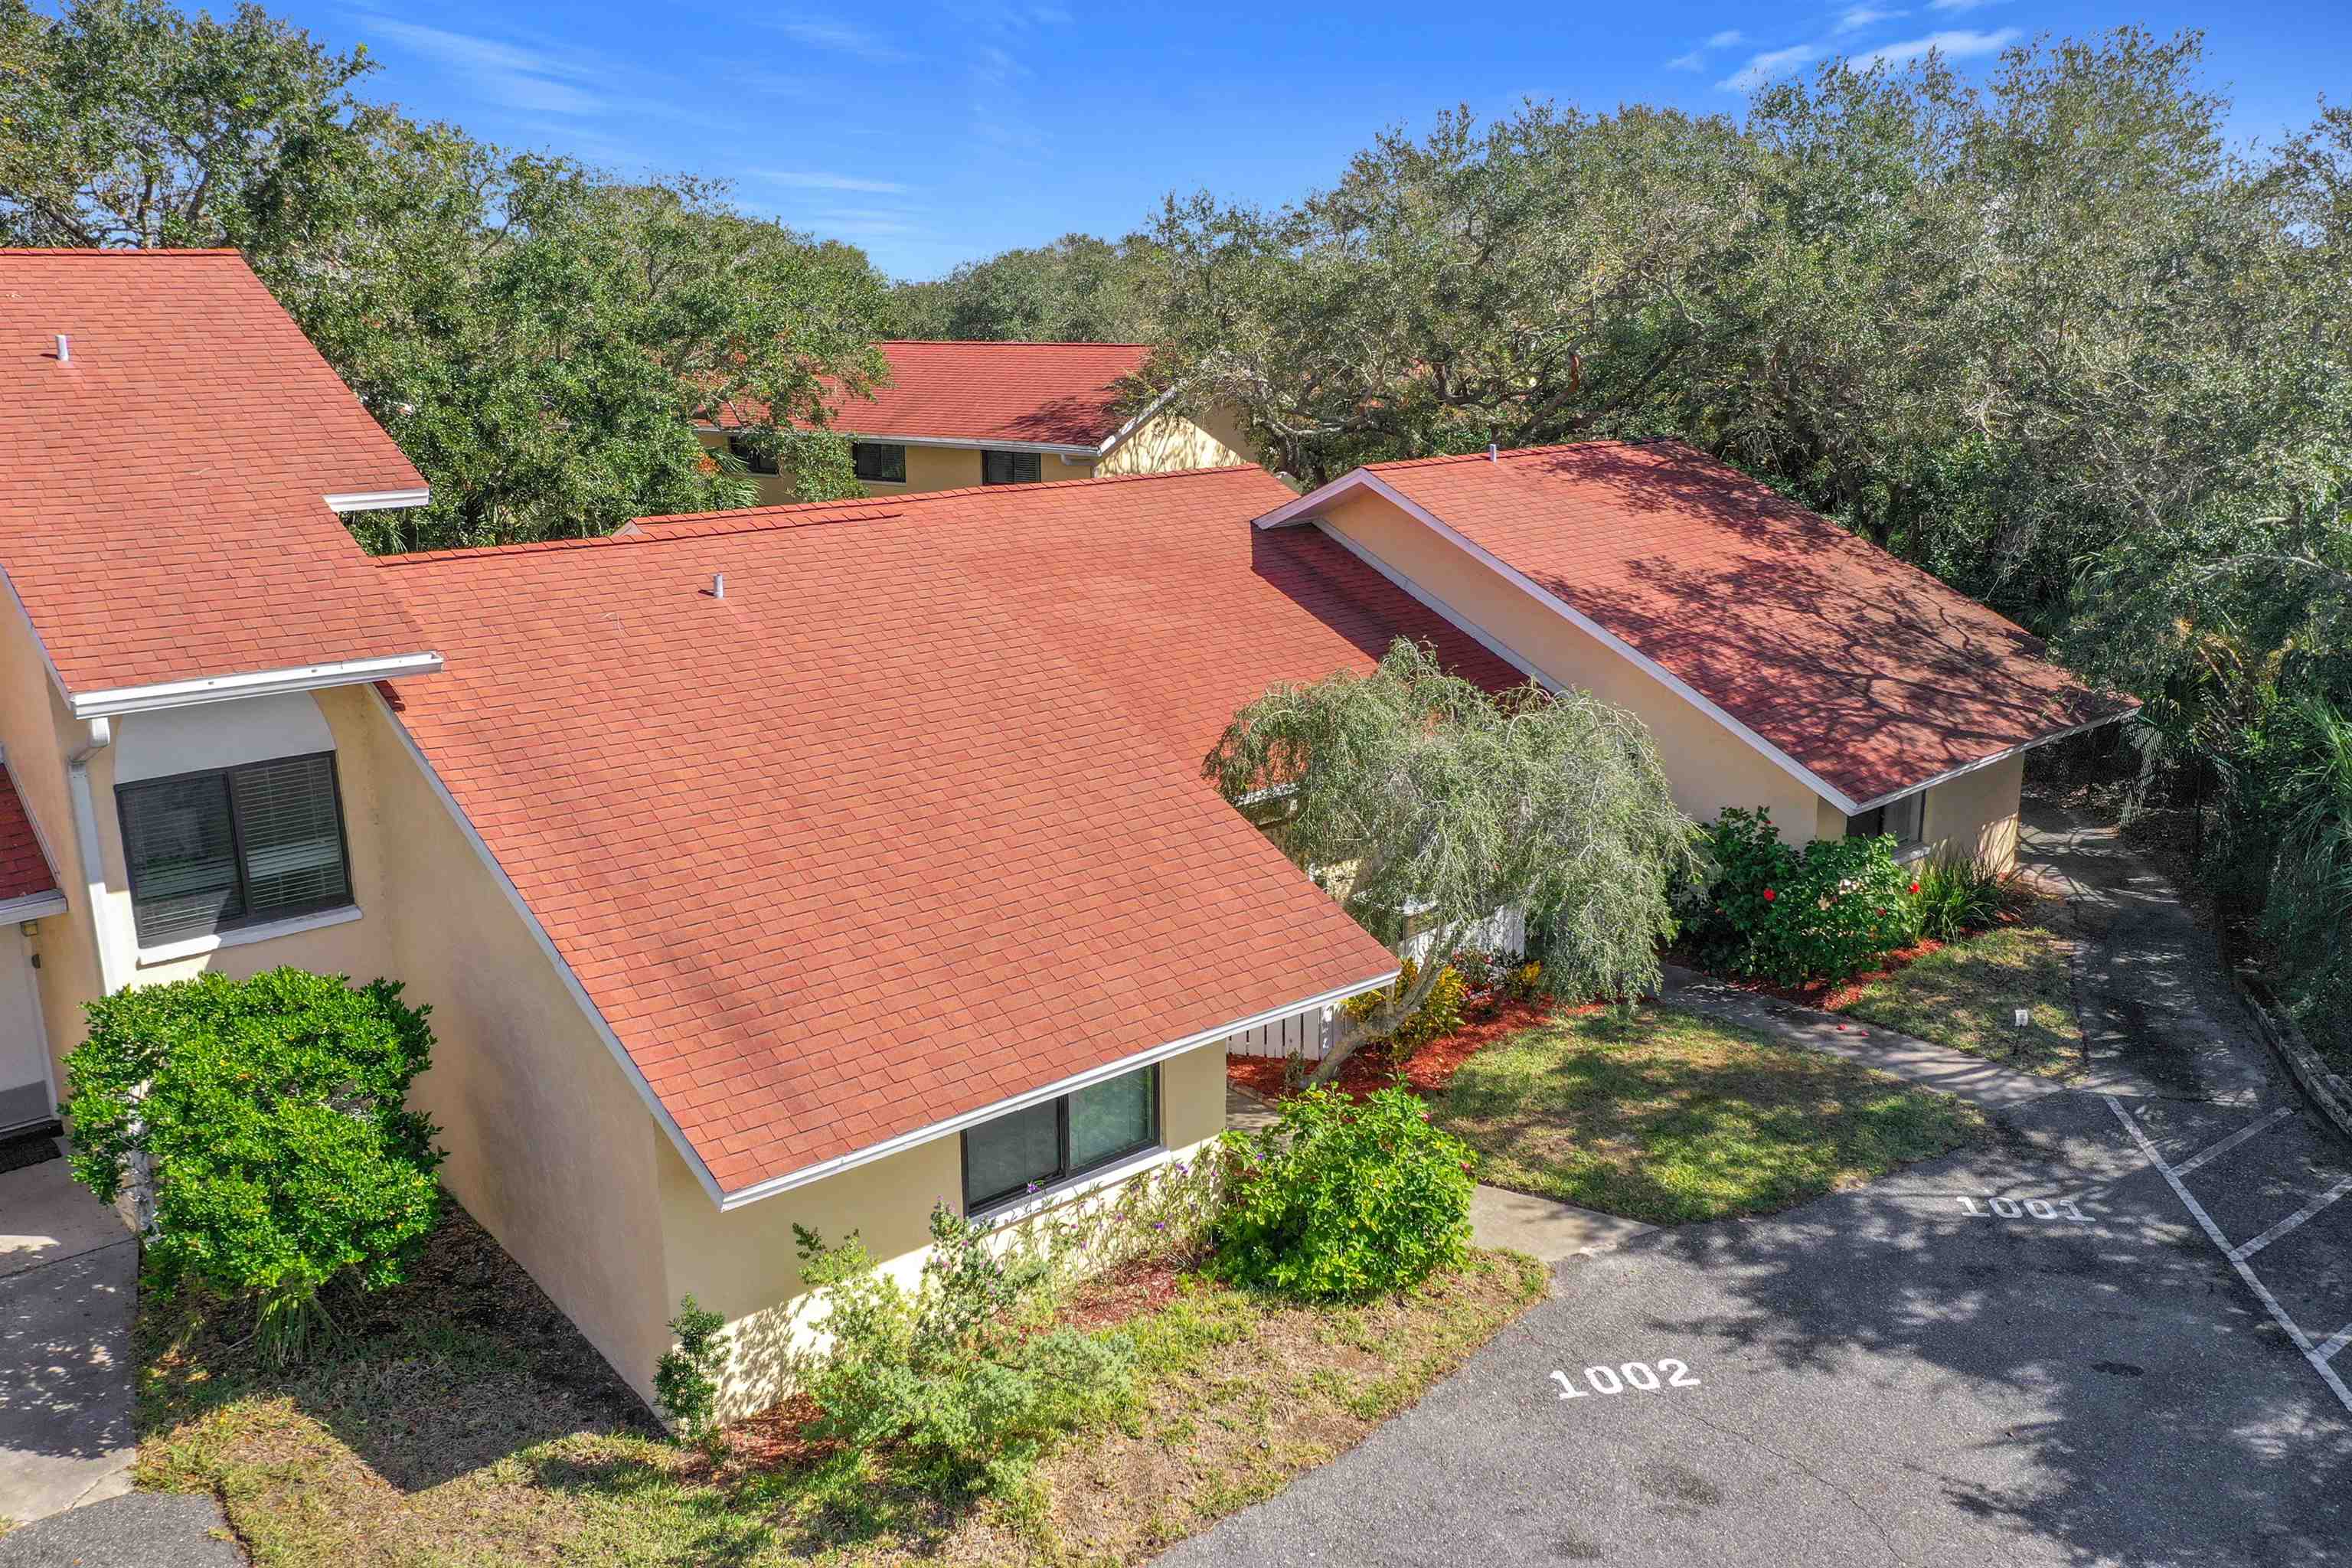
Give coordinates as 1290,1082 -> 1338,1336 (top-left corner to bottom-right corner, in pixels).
54,334 -> 70,365
1488,443 -> 1498,462
712,572 -> 725,600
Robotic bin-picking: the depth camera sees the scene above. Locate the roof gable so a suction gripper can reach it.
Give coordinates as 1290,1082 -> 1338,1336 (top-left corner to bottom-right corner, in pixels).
1261,443 -> 2132,807
0,250 -> 436,704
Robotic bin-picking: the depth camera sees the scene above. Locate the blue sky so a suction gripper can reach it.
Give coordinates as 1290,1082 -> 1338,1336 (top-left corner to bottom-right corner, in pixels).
293,2 -> 2347,279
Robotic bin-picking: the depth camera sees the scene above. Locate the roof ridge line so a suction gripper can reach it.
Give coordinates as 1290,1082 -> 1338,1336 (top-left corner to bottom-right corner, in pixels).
878,338 -> 1153,349
1364,438 -> 1674,473
0,247 -> 245,258
372,506 -> 916,567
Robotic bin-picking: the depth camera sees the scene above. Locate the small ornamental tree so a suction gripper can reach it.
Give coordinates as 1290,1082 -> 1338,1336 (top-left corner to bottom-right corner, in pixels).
1206,639 -> 1697,1083
60,967 -> 443,1361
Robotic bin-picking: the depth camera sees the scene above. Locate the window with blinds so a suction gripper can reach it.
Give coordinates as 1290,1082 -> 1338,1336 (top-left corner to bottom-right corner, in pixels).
117,751 -> 353,946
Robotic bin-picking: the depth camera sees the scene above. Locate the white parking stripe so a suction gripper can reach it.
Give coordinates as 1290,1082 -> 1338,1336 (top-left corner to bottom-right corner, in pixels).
2230,1177 -> 2352,1262
2171,1106 -> 2294,1179
2105,1096 -> 2352,1416
2318,1322 -> 2352,1367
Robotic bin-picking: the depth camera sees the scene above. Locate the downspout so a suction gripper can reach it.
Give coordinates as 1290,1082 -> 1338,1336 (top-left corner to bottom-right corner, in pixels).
66,717 -> 132,996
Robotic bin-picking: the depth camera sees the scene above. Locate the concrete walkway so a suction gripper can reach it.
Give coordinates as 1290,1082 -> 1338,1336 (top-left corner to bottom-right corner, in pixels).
0,1139 -> 136,1530
1658,965 -> 2064,1114
1223,1082 -> 1651,1273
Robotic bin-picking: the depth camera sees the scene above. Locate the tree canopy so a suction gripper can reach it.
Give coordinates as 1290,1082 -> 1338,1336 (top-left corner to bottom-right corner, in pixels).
887,231 -> 1163,343
1205,641 -> 1696,1080
1,0 -> 895,550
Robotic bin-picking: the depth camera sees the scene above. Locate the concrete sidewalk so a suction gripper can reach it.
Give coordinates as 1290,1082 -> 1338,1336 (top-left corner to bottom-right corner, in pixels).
1659,964 -> 2066,1114
0,1140 -> 136,1530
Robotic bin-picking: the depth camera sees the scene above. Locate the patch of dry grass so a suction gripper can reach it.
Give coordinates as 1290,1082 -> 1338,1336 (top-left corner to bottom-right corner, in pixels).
1431,1004 -> 1991,1223
136,1205 -> 1542,1566
1836,923 -> 2083,1078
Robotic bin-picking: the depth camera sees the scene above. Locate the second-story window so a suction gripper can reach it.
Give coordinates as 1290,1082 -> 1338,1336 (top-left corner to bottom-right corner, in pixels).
726,433 -> 780,475
118,753 -> 354,946
982,449 -> 1042,485
853,443 -> 906,483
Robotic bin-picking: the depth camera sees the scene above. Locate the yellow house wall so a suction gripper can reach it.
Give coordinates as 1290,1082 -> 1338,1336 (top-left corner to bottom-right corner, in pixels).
1095,410 -> 1253,476
1919,754 -> 2024,872
654,1037 -> 1231,1419
1314,491 -> 1828,841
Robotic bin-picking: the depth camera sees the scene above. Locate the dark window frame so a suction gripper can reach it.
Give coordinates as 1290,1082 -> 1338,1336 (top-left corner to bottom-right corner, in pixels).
960,1063 -> 1161,1214
980,449 -> 1043,485
852,442 -> 906,483
116,750 -> 357,947
725,432 -> 781,475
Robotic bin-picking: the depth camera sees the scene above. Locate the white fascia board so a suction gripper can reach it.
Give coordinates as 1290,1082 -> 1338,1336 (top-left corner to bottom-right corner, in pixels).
715,969 -> 1399,1211
0,890 -> 70,923
70,652 -> 446,720
325,488 -> 433,514
1843,706 -> 2140,814
1263,470 -> 1866,815
366,686 -> 735,1210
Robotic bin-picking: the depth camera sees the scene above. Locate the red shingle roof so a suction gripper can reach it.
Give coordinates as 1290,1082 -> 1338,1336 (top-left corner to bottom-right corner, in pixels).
376,466 -> 1514,1197
0,250 -> 435,697
1329,443 -> 2132,806
708,340 -> 1154,449
0,766 -> 60,906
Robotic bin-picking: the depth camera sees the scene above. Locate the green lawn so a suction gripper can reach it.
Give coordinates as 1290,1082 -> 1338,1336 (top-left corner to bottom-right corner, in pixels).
1429,1004 -> 1989,1223
1836,924 -> 2082,1078
135,1207 -> 1542,1567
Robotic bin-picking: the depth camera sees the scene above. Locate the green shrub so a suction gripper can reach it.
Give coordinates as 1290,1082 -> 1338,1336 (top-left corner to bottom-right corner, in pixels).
792,1203 -> 1134,1496
1213,1086 -> 1475,1301
1681,807 -> 1921,986
1342,958 -> 1469,1057
60,967 -> 442,1361
653,1295 -> 730,1449
1910,857 -> 2015,942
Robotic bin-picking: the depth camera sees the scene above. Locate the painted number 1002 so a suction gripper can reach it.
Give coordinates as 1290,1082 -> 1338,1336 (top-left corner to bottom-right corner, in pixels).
1550,1361 -> 1700,1399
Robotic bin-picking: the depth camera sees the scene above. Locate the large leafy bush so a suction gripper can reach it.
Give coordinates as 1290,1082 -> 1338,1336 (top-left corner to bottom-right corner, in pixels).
60,967 -> 442,1359
1214,1086 -> 1475,1301
791,1204 -> 1134,1495
1681,808 -> 1921,986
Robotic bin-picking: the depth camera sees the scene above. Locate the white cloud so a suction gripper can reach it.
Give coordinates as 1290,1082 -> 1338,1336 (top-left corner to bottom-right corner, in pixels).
361,16 -> 615,116
750,171 -> 910,194
1705,29 -> 1745,48
1670,28 -> 1746,70
1833,6 -> 1907,34
1717,43 -> 1823,92
1667,50 -> 1706,70
767,19 -> 908,62
1850,25 -> 2020,70
1927,0 -> 2005,11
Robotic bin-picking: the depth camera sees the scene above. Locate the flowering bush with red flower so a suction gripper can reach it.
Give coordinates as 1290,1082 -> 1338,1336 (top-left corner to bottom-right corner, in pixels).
1680,807 -> 1924,985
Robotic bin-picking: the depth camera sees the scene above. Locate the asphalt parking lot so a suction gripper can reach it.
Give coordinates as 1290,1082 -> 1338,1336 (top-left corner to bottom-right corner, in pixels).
1158,1086 -> 2352,1567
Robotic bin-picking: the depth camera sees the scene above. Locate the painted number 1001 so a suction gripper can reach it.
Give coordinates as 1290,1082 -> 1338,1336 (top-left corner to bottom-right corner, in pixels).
1550,1361 -> 1700,1399
1957,1197 -> 2090,1223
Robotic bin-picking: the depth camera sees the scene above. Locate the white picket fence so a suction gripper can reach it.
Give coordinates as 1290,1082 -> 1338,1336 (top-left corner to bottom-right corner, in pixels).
1225,905 -> 1527,1063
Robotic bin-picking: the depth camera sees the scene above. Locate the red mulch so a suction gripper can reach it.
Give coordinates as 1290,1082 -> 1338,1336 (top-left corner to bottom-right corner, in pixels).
1693,938 -> 1949,1011
1226,997 -> 1576,1105
720,1392 -> 839,1473
1054,1252 -> 1200,1332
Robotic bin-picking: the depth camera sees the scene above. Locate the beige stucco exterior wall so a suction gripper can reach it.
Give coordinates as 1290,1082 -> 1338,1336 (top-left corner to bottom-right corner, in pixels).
1313,491 -> 1829,841
1916,754 -> 2024,871
655,1037 -> 1231,1419
1095,409 -> 1254,476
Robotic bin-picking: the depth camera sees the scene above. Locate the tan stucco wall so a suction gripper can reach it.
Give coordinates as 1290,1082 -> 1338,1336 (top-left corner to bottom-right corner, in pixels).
0,586 -> 98,1102
655,1037 -> 1231,1419
1917,754 -> 2024,872
1095,410 -> 1253,476
697,430 -> 1095,503
1314,491 -> 1828,841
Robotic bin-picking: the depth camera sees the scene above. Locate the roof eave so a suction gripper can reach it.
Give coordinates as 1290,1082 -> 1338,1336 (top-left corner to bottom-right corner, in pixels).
69,651 -> 446,720
1842,704 -> 2141,813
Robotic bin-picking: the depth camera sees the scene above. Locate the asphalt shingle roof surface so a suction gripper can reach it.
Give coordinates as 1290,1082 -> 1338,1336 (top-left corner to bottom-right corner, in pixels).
377,466 -> 1517,1195
0,765 -> 57,905
708,339 -> 1153,448
1361,443 -> 2132,804
0,250 -> 433,697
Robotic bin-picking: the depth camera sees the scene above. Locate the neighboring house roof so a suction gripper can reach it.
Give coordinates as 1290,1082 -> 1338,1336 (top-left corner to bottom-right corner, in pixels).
1257,442 -> 2134,810
705,340 -> 1157,452
0,765 -> 64,916
0,250 -> 439,713
374,466 -> 1515,1204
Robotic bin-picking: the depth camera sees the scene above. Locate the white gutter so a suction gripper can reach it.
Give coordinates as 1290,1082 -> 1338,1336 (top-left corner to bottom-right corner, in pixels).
325,487 -> 433,514
70,652 -> 444,720
65,718 -> 132,995
694,424 -> 1102,459
714,968 -> 1398,1210
1843,707 -> 2139,813
0,889 -> 69,923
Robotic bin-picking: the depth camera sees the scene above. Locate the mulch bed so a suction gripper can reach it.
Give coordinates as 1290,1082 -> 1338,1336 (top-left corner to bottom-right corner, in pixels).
1226,997 -> 1571,1106
1055,1251 -> 1201,1331
1664,938 -> 1952,1012
720,1392 -> 841,1474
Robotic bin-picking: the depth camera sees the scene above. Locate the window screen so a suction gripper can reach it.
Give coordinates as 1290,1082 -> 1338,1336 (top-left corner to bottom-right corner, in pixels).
119,752 -> 353,946
962,1063 -> 1161,1213
981,449 -> 1041,485
852,443 -> 906,483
